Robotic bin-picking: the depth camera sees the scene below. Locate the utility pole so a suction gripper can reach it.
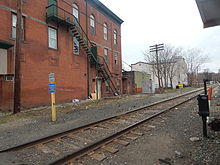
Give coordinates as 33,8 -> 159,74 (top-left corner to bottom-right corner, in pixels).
149,44 -> 164,89
14,0 -> 22,113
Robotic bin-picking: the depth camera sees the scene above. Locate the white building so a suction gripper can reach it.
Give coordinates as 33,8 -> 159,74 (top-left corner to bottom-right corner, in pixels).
131,56 -> 188,89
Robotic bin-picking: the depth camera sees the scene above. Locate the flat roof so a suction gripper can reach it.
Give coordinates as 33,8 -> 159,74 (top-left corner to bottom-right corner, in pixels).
195,0 -> 220,28
88,0 -> 124,25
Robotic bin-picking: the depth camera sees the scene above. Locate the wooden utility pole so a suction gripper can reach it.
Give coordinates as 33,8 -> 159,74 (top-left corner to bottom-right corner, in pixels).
150,44 -> 164,89
14,0 -> 22,113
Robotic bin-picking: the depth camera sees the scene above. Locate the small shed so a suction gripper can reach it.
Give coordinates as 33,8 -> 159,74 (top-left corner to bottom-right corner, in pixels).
122,71 -> 154,95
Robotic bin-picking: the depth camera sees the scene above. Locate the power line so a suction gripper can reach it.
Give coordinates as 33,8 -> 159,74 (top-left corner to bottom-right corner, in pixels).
122,61 -> 131,68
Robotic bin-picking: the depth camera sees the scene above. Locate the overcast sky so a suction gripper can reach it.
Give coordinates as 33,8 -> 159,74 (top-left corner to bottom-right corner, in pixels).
99,0 -> 220,73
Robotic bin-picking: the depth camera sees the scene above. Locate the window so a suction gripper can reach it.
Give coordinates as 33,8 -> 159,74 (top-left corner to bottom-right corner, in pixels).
48,27 -> 57,49
114,53 -> 118,65
12,14 -> 16,38
4,75 -> 14,81
113,30 -> 117,45
12,14 -> 24,39
104,23 -> 108,40
73,4 -> 79,23
0,49 -> 7,74
73,37 -> 79,55
90,14 -> 95,35
104,48 -> 108,63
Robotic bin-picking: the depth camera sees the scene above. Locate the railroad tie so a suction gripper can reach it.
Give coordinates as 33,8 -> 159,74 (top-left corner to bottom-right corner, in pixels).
88,151 -> 107,161
101,145 -> 119,154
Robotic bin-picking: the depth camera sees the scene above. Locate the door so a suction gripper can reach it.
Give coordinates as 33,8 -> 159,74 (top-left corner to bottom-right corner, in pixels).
97,79 -> 102,99
48,0 -> 57,16
143,79 -> 153,94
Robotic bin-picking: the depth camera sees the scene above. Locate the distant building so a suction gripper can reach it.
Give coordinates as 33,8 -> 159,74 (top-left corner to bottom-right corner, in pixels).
198,72 -> 220,84
122,71 -> 153,95
131,56 -> 188,89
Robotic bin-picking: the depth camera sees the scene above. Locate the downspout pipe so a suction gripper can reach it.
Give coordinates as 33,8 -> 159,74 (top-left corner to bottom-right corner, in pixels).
86,0 -> 90,98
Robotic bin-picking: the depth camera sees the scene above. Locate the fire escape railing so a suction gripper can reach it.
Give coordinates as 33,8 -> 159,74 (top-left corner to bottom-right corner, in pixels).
46,4 -> 119,95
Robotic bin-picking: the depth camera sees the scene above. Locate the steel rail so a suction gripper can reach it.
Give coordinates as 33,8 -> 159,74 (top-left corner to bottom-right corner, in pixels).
50,91 -> 200,165
0,88 -> 202,153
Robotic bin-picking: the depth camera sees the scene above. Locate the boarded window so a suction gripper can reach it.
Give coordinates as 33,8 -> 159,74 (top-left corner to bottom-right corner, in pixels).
0,49 -> 7,74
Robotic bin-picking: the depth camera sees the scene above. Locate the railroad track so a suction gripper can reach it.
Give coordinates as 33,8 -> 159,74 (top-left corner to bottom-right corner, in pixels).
0,89 -> 203,165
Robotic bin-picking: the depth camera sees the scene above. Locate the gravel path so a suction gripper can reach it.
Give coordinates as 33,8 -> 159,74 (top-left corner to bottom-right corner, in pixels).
0,88 -> 195,151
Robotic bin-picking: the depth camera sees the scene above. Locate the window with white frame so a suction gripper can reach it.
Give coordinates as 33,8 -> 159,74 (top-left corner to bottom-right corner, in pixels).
4,75 -> 14,81
104,23 -> 108,40
48,27 -> 57,49
12,14 -> 17,38
73,37 -> 79,55
113,30 -> 117,45
12,14 -> 24,39
90,14 -> 95,35
72,4 -> 79,22
104,48 -> 108,63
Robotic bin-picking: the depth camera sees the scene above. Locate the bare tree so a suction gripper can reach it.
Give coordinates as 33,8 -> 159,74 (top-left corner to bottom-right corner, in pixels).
144,50 -> 164,88
183,48 -> 208,87
166,46 -> 183,88
144,44 -> 183,89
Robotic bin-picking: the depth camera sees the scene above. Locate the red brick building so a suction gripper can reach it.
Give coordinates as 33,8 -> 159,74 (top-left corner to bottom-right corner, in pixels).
0,0 -> 123,111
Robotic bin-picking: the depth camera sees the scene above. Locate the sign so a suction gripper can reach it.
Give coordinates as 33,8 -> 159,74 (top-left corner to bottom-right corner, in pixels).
48,73 -> 55,83
48,73 -> 57,121
48,83 -> 56,93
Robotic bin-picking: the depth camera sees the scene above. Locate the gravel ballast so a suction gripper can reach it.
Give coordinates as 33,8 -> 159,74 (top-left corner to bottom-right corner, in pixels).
0,88 -> 196,150
0,87 -> 219,165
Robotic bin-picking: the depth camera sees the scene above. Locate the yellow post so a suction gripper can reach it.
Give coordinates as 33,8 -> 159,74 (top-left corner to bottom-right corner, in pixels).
51,92 -> 56,121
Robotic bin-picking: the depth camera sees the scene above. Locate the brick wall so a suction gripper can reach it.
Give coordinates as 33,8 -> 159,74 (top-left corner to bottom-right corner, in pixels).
0,0 -> 122,110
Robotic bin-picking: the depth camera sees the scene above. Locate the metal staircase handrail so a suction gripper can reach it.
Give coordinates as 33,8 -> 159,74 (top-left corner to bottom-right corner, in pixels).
46,4 -> 98,63
46,4 -> 119,95
97,56 -> 112,77
98,56 -> 119,95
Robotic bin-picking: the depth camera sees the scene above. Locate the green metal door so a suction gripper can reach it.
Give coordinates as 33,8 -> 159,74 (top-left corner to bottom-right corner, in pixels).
48,0 -> 57,16
90,46 -> 98,65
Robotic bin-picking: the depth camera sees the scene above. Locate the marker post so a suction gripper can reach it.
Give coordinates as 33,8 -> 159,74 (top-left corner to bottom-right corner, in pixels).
51,91 -> 56,121
48,73 -> 57,122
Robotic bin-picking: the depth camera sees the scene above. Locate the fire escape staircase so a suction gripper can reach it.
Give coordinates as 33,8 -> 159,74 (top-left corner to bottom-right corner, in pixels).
46,4 -> 119,96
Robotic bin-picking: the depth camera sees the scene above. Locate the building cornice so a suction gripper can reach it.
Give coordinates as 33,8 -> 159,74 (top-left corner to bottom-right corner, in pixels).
87,0 -> 124,25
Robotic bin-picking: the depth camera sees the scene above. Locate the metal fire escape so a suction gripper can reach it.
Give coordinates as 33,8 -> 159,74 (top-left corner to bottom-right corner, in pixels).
46,4 -> 119,96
